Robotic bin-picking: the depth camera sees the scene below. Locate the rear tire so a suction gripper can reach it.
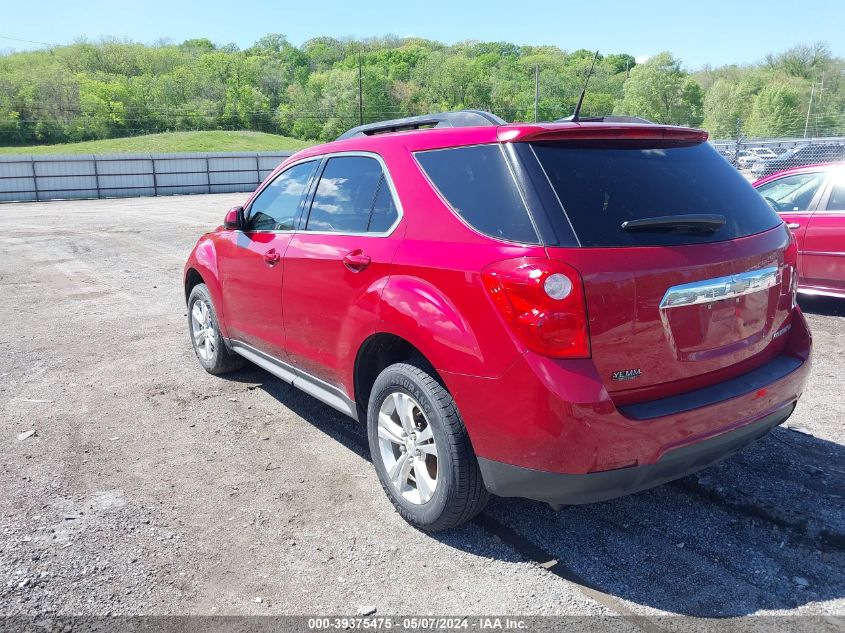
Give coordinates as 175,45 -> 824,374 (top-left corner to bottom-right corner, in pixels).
187,283 -> 244,375
367,361 -> 489,531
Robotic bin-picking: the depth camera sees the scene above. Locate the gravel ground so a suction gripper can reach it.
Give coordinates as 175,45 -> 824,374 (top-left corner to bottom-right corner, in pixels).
0,194 -> 843,623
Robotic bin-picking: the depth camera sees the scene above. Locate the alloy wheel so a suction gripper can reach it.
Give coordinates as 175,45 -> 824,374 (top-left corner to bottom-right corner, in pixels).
377,391 -> 439,505
191,299 -> 216,361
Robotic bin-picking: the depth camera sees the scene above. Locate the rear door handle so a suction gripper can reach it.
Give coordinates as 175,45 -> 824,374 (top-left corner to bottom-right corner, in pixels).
263,248 -> 281,266
786,222 -> 801,230
343,250 -> 371,271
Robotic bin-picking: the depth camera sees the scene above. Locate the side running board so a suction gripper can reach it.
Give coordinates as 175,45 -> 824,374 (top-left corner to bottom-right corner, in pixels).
227,340 -> 358,420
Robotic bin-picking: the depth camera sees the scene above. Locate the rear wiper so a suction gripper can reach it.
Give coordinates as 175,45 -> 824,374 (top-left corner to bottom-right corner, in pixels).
620,214 -> 726,233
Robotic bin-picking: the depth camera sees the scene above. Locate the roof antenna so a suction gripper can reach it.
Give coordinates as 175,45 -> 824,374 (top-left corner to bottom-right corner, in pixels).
570,50 -> 599,122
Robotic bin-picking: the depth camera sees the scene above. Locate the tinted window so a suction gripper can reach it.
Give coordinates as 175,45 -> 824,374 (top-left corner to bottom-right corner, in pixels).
757,172 -> 825,212
368,176 -> 400,232
415,145 -> 538,244
532,141 -> 781,247
249,161 -> 316,231
306,156 -> 384,233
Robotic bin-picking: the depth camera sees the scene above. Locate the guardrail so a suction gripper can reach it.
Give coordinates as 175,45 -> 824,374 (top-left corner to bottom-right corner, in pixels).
0,151 -> 294,203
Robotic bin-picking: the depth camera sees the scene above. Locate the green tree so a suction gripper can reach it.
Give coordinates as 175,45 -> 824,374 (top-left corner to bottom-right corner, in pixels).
744,83 -> 804,137
702,78 -> 753,138
604,53 -> 636,75
180,38 -> 216,54
2,36 -> 843,146
766,42 -> 832,81
614,52 -> 703,126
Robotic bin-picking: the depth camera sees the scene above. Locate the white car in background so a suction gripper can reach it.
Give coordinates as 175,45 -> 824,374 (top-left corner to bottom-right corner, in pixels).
738,147 -> 779,169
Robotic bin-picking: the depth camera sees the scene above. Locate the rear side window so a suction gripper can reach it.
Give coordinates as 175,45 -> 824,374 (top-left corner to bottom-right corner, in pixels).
415,145 -> 539,244
305,156 -> 398,233
532,141 -> 782,247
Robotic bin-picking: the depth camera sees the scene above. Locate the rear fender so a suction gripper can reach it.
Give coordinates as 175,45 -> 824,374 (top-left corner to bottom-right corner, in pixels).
376,274 -> 487,376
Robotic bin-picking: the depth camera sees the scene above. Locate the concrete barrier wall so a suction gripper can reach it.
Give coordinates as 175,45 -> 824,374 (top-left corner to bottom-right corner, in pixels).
0,151 -> 294,203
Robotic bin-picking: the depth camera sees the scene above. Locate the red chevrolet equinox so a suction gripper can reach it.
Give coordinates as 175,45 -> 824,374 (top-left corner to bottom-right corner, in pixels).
184,110 -> 811,531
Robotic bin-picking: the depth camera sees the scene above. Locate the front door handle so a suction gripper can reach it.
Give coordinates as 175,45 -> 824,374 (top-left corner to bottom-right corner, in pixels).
786,222 -> 801,230
263,248 -> 281,266
343,250 -> 371,272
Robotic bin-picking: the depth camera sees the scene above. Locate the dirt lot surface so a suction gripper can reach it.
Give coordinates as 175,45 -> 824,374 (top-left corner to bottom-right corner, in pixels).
1,194 -> 843,625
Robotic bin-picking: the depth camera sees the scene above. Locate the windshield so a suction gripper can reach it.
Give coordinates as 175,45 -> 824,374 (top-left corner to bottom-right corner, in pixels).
531,140 -> 782,247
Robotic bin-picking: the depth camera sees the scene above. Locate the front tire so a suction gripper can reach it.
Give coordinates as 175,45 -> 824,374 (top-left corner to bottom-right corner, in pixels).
367,361 -> 489,531
187,283 -> 244,375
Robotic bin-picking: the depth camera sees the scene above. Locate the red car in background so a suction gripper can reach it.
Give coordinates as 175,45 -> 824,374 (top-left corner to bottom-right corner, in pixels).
754,163 -> 845,298
184,110 -> 811,530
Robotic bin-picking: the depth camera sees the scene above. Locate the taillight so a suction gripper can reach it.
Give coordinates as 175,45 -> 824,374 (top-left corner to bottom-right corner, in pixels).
481,257 -> 590,359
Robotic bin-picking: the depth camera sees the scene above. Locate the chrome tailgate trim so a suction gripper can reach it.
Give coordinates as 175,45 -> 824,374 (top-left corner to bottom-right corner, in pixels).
659,266 -> 780,309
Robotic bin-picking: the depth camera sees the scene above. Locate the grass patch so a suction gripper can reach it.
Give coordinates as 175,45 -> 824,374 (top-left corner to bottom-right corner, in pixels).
0,130 -> 313,155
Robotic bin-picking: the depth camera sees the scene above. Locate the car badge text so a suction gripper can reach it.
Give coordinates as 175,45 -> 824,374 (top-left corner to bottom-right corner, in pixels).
612,369 -> 642,382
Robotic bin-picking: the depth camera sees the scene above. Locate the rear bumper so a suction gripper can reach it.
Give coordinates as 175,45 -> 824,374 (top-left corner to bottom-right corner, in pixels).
443,308 -> 811,484
478,402 -> 794,505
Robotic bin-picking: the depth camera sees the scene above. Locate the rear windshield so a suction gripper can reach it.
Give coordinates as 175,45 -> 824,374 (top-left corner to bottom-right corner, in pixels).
532,141 -> 781,247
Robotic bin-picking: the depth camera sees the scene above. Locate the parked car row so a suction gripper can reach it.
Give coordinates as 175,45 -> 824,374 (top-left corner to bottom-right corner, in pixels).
751,143 -> 845,177
715,146 -> 785,167
715,143 -> 845,176
737,147 -> 780,169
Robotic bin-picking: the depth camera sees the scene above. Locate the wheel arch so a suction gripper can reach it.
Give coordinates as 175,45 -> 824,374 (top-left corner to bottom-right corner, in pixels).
353,332 -> 446,422
184,267 -> 204,301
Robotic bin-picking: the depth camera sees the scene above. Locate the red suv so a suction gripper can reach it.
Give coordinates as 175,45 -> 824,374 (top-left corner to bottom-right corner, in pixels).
184,110 -> 811,531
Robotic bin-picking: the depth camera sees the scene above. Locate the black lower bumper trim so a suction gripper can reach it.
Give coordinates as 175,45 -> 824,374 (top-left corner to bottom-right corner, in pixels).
618,354 -> 803,421
478,402 -> 796,506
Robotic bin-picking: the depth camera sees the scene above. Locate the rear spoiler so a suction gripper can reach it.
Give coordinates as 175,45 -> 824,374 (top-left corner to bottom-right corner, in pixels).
498,123 -> 709,144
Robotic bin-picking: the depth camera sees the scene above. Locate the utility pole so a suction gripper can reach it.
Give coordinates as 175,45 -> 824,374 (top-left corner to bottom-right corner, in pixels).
803,83 -> 815,138
358,53 -> 363,126
534,65 -> 539,123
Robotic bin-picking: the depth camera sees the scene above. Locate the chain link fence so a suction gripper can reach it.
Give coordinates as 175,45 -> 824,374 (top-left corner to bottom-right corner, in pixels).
710,136 -> 845,181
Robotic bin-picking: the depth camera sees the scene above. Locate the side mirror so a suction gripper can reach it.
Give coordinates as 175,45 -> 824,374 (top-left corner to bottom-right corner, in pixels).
223,206 -> 244,230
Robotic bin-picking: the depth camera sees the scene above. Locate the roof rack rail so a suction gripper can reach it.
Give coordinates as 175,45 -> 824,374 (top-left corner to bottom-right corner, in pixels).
554,114 -> 654,124
336,109 -> 506,141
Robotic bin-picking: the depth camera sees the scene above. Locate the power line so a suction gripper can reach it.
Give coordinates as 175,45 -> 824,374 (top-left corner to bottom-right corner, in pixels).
0,35 -> 54,47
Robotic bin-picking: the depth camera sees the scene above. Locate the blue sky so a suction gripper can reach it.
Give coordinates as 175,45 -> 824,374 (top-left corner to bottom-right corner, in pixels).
2,0 -> 843,68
